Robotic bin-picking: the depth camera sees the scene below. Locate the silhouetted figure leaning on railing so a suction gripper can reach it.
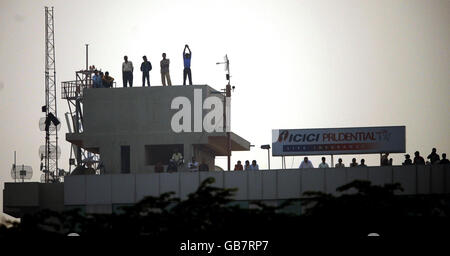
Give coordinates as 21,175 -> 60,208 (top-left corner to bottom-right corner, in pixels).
102,72 -> 114,88
427,148 -> 440,164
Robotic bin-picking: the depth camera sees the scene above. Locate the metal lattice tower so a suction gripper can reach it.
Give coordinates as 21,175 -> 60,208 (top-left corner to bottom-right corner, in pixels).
44,7 -> 58,182
61,45 -> 103,174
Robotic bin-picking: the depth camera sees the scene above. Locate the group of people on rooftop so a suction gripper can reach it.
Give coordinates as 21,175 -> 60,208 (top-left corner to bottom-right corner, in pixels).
296,156 -> 366,169
298,148 -> 448,169
91,44 -> 193,88
154,150 -> 208,173
234,160 -> 260,171
231,148 -> 449,171
401,148 -> 449,166
152,148 -> 448,173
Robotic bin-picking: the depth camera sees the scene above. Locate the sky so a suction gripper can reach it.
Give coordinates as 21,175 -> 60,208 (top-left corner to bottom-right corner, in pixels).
0,0 -> 449,212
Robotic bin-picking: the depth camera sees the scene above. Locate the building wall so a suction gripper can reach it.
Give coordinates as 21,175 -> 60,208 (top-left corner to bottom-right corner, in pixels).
4,165 -> 450,216
61,164 -> 450,214
3,183 -> 63,217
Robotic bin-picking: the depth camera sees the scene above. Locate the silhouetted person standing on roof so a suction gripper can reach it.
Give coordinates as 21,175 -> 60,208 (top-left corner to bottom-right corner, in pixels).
350,158 -> 358,167
427,148 -> 440,164
439,153 -> 449,165
414,151 -> 425,165
160,53 -> 172,86
381,153 -> 390,166
183,44 -> 192,85
403,154 -> 413,165
318,157 -> 329,168
92,70 -> 103,88
140,56 -> 152,87
335,158 -> 345,168
299,157 -> 314,169
122,56 -> 134,87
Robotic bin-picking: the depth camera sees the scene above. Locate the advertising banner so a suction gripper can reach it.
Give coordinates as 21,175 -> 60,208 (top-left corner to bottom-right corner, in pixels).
272,126 -> 405,156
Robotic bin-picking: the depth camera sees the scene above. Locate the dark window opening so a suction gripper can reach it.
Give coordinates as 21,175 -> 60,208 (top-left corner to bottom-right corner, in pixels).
145,144 -> 184,165
121,145 -> 130,173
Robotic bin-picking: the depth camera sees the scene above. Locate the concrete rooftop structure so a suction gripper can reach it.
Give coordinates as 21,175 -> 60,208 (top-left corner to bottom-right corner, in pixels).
67,85 -> 250,173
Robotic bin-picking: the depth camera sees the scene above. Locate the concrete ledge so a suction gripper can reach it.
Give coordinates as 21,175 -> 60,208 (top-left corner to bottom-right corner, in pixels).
5,165 -> 450,216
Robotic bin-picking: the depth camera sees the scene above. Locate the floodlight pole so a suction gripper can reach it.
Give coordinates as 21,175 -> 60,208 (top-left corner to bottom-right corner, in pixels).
261,145 -> 271,170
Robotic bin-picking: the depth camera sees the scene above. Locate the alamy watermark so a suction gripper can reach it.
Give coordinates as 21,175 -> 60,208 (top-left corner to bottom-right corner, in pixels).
170,88 -> 230,133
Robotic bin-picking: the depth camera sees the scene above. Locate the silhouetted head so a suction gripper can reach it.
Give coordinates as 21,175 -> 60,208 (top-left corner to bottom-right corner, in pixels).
252,160 -> 257,165
443,153 -> 447,159
432,148 -> 437,153
143,56 -> 147,61
162,53 -> 166,59
361,159 -> 365,164
124,56 -> 128,62
304,157 -> 308,162
405,154 -> 410,159
185,53 -> 191,59
105,71 -> 109,76
415,151 -> 420,156
338,158 -> 342,163
321,157 -> 326,163
245,160 -> 250,165
352,158 -> 356,163
237,160 -> 241,164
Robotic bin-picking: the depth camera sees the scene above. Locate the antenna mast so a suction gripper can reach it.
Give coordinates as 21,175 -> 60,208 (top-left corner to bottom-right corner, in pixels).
216,55 -> 232,171
43,7 -> 59,182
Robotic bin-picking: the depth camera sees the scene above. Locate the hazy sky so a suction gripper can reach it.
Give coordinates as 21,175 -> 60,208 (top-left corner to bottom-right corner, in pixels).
1,0 -> 449,212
